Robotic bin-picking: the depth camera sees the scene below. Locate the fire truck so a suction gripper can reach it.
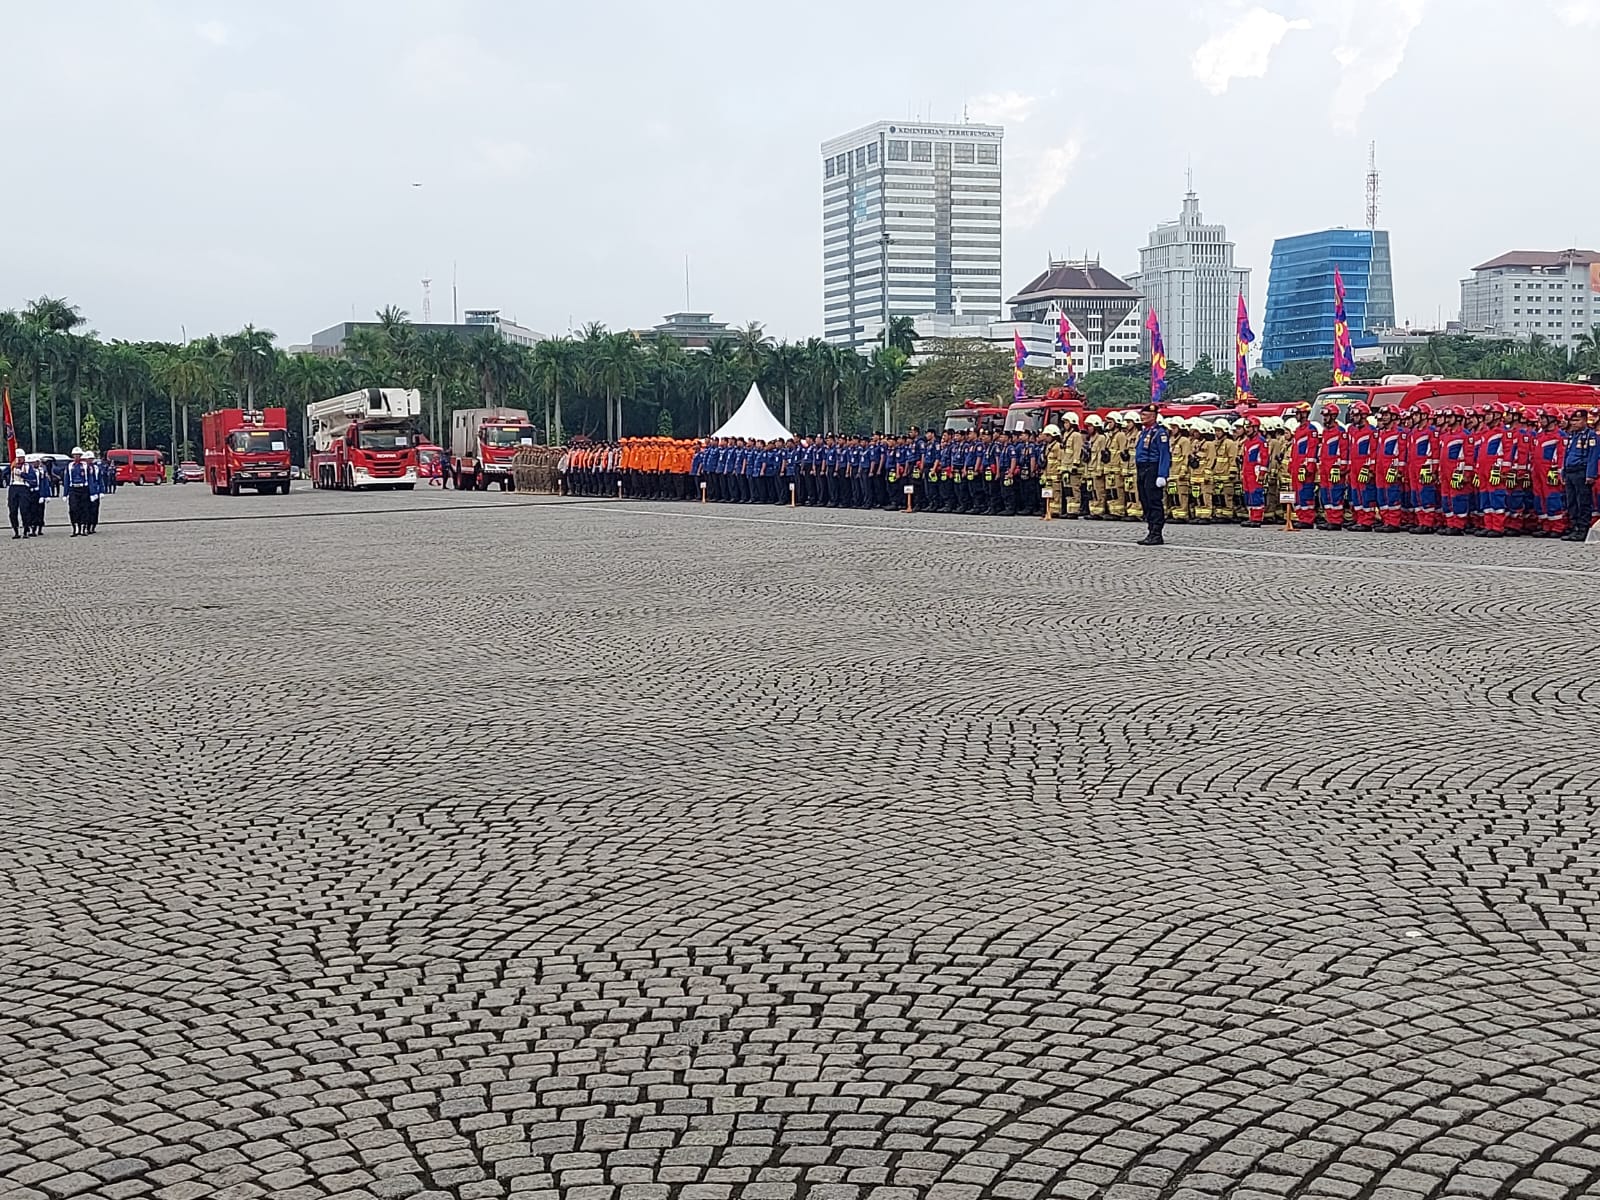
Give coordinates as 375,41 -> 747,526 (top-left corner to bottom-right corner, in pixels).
450,407 -> 537,490
307,388 -> 421,490
943,400 -> 1009,433
1314,376 -> 1600,424
1003,388 -> 1088,434
202,407 -> 292,495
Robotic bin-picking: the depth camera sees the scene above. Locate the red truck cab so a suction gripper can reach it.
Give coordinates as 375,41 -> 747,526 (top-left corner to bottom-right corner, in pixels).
203,407 -> 293,495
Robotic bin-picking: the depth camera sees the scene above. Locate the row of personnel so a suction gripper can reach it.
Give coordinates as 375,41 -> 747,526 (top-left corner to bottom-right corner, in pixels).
7,449 -> 109,538
558,406 -> 1600,540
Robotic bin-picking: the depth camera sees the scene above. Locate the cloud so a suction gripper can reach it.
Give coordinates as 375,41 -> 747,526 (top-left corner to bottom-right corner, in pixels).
195,20 -> 229,47
473,137 -> 535,177
1191,8 -> 1310,95
1007,139 -> 1081,230
1556,0 -> 1600,24
1330,0 -> 1429,133
966,91 -> 1040,125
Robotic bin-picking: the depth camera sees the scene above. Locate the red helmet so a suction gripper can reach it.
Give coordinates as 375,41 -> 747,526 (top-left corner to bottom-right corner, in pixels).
1350,401 -> 1370,416
1411,401 -> 1432,416
1297,402 -> 1313,413
1247,416 -> 1262,428
1451,406 -> 1469,418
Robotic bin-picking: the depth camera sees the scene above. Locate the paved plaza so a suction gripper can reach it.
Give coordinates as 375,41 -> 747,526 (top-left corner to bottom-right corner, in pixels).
5,485 -> 1600,1200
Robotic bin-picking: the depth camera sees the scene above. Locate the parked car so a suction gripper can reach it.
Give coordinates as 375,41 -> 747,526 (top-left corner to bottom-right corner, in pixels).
176,461 -> 204,483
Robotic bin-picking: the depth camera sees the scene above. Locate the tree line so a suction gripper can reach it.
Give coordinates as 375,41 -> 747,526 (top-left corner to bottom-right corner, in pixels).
5,295 -> 1596,463
0,300 -> 921,462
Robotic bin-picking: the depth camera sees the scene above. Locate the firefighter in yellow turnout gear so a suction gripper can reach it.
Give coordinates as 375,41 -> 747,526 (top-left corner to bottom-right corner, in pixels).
1086,414 -> 1111,519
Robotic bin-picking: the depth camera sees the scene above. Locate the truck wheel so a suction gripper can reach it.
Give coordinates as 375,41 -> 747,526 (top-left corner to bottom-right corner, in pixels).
343,466 -> 355,490
228,478 -> 240,497
281,482 -> 291,495
499,478 -> 511,492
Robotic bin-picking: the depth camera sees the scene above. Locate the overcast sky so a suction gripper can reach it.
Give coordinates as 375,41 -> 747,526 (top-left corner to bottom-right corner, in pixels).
4,0 -> 1597,347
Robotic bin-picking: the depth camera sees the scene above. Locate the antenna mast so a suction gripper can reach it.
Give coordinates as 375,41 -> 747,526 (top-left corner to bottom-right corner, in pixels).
1365,141 -> 1380,230
421,278 -> 432,325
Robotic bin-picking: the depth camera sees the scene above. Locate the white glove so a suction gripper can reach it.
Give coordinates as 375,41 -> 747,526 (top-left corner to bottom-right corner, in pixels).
1155,477 -> 1166,489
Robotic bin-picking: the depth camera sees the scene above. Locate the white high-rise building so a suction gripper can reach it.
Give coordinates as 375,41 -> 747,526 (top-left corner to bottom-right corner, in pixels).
822,120 -> 1004,347
1127,189 -> 1249,370
1459,249 -> 1600,346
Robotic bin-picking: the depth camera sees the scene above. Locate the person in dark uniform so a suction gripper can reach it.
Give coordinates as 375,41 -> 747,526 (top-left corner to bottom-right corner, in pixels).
1561,408 -> 1598,542
8,452 -> 32,539
1134,404 -> 1172,546
65,449 -> 94,536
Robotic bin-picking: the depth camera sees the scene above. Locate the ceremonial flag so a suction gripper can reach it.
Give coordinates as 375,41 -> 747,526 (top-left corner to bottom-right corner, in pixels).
1146,308 -> 1167,403
1234,295 -> 1255,404
1056,312 -> 1077,388
1332,268 -> 1354,386
1013,329 -> 1027,400
2,385 -> 15,463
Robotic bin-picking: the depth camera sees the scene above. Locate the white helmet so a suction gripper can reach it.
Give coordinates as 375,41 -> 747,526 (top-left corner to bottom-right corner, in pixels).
1064,412 -> 1080,426
1043,424 -> 1062,437
1085,414 -> 1104,427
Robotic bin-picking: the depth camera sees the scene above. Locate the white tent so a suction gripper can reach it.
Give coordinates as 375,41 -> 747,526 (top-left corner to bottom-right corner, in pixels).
711,383 -> 793,441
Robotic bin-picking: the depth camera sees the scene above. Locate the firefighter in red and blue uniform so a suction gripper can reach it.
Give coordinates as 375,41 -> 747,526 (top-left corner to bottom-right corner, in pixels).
1475,407 -> 1511,538
1239,419 -> 1269,527
1374,408 -> 1407,532
1532,410 -> 1567,537
1405,404 -> 1440,533
1439,408 -> 1472,535
1289,406 -> 1320,528
1346,403 -> 1377,530
1316,410 -> 1350,530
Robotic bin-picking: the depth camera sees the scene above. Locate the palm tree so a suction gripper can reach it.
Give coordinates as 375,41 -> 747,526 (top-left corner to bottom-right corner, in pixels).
645,335 -> 685,437
734,321 -> 773,380
221,325 -> 276,410
1574,325 -> 1600,373
597,333 -> 640,439
277,353 -> 333,461
703,339 -> 738,430
531,338 -> 577,445
98,343 -> 150,448
869,347 -> 909,432
22,296 -> 84,451
888,316 -> 919,356
763,341 -> 804,433
414,330 -> 463,444
467,332 -> 524,407
156,351 -> 216,458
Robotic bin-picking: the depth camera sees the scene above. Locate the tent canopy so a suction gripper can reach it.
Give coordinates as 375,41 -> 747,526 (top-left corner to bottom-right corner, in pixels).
711,383 -> 793,441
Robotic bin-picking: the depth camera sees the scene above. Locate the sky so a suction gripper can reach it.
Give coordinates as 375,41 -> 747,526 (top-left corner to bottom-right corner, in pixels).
3,0 -> 1599,348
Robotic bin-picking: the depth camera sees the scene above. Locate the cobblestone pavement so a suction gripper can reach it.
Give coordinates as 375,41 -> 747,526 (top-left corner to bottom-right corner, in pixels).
5,487 -> 1600,1200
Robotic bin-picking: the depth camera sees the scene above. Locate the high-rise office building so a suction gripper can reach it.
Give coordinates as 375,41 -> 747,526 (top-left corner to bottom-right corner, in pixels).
1459,249 -> 1600,347
1261,228 -> 1396,371
821,120 -> 1004,348
1127,190 -> 1249,370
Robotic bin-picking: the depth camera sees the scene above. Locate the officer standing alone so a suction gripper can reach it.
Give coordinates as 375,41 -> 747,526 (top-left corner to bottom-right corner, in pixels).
1134,404 -> 1172,546
1561,408 -> 1598,542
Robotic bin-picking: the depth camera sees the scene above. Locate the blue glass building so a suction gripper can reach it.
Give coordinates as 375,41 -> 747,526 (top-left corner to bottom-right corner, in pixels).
1261,229 -> 1395,371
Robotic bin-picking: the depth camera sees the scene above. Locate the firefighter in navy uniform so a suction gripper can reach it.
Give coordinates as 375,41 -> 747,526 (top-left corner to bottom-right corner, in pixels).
1133,404 -> 1172,546
1561,408 -> 1599,541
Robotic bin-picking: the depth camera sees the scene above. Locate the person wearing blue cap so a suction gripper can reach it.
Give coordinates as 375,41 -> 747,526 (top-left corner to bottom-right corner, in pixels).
1134,404 -> 1172,546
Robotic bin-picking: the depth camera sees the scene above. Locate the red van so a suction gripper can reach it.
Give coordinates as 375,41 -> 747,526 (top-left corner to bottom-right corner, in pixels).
107,448 -> 166,484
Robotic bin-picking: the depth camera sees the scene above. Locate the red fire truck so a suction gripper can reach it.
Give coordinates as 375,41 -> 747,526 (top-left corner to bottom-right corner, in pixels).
202,407 -> 293,495
943,400 -> 1009,433
1314,376 -> 1600,424
308,388 -> 421,490
1003,388 -> 1088,433
450,407 -> 537,490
